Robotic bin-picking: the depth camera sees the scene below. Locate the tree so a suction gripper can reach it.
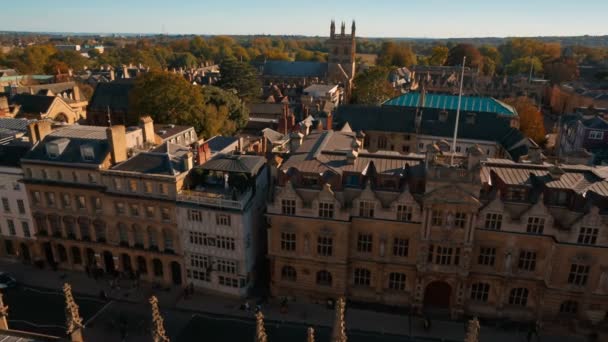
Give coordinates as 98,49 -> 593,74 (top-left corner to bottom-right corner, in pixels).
377,42 -> 416,67
130,70 -> 207,132
445,44 -> 483,69
217,57 -> 261,101
505,56 -> 543,76
351,67 -> 397,105
543,59 -> 578,84
503,97 -> 545,144
428,46 -> 449,66
168,52 -> 198,69
47,50 -> 88,72
201,85 -> 249,131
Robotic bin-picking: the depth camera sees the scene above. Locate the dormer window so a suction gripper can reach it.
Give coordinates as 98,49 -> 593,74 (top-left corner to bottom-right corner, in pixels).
80,145 -> 95,161
46,138 -> 69,159
466,113 -> 476,124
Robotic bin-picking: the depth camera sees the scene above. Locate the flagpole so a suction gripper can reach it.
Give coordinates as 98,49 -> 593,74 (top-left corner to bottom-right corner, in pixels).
450,56 -> 466,166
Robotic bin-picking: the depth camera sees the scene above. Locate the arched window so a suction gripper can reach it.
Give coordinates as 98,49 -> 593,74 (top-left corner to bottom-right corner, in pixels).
377,136 -> 388,149
316,270 -> 332,286
118,223 -> 128,245
559,300 -> 578,315
71,246 -> 82,264
281,266 -> 297,281
353,268 -> 371,287
153,258 -> 163,277
133,224 -> 144,247
508,288 -> 529,306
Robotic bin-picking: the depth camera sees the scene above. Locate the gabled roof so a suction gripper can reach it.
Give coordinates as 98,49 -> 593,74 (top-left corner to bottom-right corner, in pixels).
11,94 -> 56,114
88,79 -> 134,110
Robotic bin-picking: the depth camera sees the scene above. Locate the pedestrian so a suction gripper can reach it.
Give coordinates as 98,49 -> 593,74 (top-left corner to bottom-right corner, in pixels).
423,316 -> 431,331
244,301 -> 251,311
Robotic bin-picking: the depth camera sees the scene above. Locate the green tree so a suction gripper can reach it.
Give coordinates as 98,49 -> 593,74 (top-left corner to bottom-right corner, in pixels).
445,44 -> 483,69
130,70 -> 206,132
428,46 -> 449,66
377,42 -> 416,67
201,85 -> 249,131
47,50 -> 88,72
217,57 -> 261,101
169,52 -> 198,69
351,67 -> 397,105
504,97 -> 545,144
505,56 -> 543,76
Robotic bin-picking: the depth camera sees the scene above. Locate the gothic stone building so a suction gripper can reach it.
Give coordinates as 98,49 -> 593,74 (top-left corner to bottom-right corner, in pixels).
256,21 -> 356,101
266,126 -> 608,327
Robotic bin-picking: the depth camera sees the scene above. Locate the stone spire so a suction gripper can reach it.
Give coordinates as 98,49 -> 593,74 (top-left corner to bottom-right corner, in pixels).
307,327 -> 315,342
63,283 -> 84,342
464,317 -> 480,342
150,296 -> 170,342
331,297 -> 347,342
255,311 -> 268,342
0,292 -> 9,330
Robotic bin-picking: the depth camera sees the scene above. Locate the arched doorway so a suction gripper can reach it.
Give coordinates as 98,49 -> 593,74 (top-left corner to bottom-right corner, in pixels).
103,251 -> 115,274
121,253 -> 132,273
43,242 -> 55,265
424,281 -> 452,309
19,243 -> 31,262
137,256 -> 147,275
171,262 -> 182,285
85,248 -> 96,266
152,259 -> 163,278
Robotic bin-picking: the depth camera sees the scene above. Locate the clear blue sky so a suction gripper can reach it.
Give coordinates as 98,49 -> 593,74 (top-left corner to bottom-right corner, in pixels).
2,0 -> 606,38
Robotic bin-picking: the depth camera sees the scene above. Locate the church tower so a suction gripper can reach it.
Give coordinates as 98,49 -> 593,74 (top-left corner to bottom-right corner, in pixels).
327,20 -> 357,100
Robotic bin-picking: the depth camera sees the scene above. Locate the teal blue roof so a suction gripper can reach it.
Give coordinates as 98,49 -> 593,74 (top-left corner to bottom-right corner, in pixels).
384,93 -> 517,116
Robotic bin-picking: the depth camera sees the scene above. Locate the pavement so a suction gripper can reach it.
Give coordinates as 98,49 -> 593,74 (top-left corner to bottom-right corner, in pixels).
0,259 -> 587,342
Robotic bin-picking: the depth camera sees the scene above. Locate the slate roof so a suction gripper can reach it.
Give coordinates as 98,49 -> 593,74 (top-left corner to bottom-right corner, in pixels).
0,142 -> 31,167
154,124 -> 193,140
333,105 -> 416,133
204,136 -> 238,153
113,142 -> 190,175
280,130 -> 425,176
11,94 -> 56,114
384,93 -> 516,116
334,103 -> 529,160
248,103 -> 284,115
23,125 -> 110,165
201,154 -> 266,175
88,79 -> 134,110
258,61 -> 328,78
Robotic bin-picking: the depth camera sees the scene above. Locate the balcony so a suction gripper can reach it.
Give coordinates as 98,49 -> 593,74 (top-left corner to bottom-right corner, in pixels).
178,188 -> 252,210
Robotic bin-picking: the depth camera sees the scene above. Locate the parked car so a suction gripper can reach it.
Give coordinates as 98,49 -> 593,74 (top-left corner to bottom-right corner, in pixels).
0,273 -> 17,289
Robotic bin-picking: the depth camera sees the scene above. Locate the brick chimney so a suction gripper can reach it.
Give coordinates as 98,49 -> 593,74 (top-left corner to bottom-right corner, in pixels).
27,121 -> 53,145
325,113 -> 333,130
106,125 -> 127,164
139,116 -> 156,145
194,140 -> 211,165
